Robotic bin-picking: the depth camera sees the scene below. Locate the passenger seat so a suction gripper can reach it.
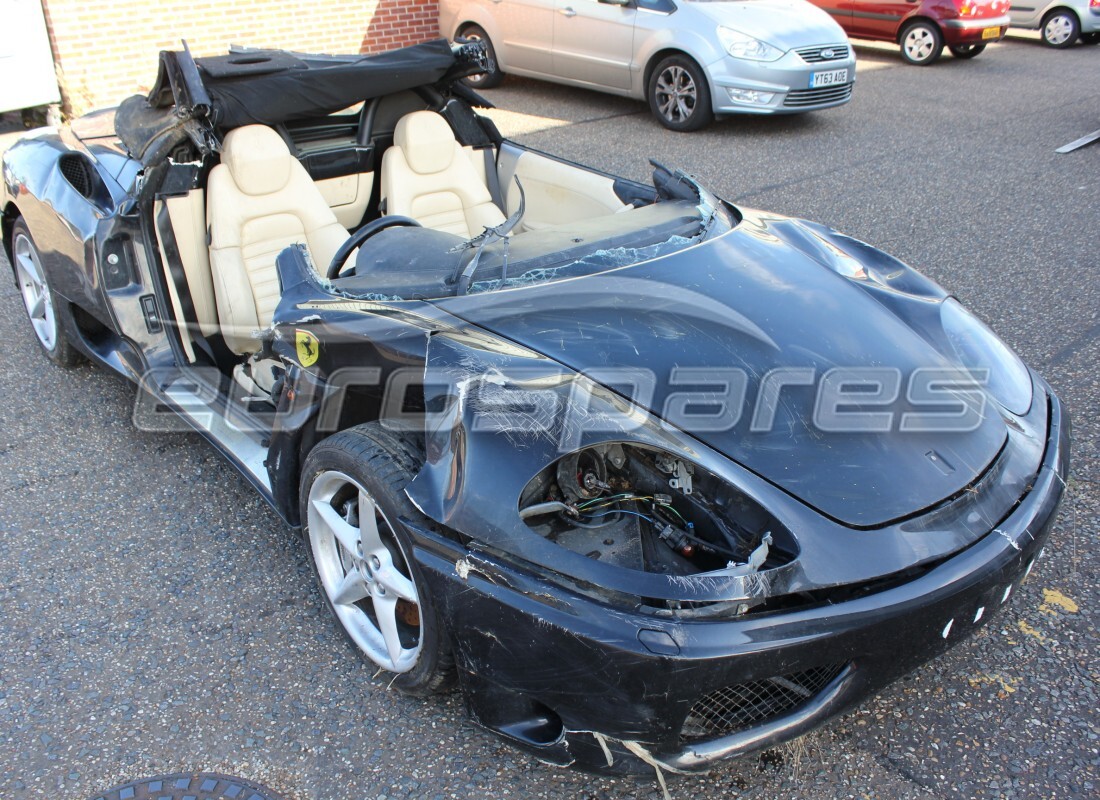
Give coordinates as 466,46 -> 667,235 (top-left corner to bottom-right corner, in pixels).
380,111 -> 505,239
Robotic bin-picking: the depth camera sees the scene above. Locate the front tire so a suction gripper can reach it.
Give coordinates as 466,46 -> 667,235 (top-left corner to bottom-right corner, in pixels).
457,24 -> 504,89
301,423 -> 454,696
1041,10 -> 1080,47
11,217 -> 81,367
900,21 -> 944,65
647,55 -> 713,132
950,43 -> 986,59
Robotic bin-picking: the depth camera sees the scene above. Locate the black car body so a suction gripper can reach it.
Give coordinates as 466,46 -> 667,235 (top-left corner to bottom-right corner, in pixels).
0,39 -> 1069,778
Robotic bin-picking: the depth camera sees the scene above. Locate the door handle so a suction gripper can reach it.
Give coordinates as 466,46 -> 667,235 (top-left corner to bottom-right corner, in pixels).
559,6 -> 577,16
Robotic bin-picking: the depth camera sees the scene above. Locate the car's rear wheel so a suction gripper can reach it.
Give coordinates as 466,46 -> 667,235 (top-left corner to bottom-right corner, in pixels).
11,217 -> 81,367
647,55 -> 713,132
1041,10 -> 1080,47
949,43 -> 986,59
301,423 -> 454,696
457,24 -> 504,89
900,21 -> 944,65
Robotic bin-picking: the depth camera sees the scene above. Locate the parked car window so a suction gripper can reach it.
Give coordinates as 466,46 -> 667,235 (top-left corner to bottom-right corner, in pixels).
636,0 -> 676,12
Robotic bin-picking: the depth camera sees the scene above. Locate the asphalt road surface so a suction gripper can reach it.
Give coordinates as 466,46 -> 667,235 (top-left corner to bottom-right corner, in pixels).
1,34 -> 1097,800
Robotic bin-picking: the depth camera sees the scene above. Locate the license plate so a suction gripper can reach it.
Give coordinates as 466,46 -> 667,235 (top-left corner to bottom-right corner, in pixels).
982,26 -> 1001,40
811,69 -> 848,88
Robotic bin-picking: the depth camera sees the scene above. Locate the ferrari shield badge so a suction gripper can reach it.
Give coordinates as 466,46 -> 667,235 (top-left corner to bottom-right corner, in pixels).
295,329 -> 320,367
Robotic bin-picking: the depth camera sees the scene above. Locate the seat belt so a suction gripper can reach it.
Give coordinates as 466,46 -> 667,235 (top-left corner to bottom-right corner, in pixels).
481,147 -> 505,213
155,202 -> 217,364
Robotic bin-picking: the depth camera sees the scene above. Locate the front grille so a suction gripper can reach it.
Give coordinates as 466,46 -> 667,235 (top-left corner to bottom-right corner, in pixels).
681,664 -> 846,741
796,44 -> 850,63
783,83 -> 853,108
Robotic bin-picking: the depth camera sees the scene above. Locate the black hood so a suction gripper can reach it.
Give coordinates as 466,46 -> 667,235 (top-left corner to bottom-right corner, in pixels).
431,211 -> 1008,528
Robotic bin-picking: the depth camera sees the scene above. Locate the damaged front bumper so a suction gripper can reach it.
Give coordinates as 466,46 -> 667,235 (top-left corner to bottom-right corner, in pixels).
396,391 -> 1069,775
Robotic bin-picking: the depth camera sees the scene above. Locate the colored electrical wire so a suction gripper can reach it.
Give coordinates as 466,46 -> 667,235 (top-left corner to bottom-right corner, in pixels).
581,495 -> 653,513
579,509 -> 656,524
655,502 -> 687,524
577,493 -> 636,509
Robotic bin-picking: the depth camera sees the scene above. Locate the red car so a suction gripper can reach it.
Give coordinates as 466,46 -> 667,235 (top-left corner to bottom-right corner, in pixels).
809,0 -> 1012,64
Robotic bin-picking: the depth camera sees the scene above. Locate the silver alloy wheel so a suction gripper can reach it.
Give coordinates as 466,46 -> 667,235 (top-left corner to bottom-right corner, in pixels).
655,65 -> 697,124
904,27 -> 937,62
1043,14 -> 1074,46
13,231 -> 57,351
307,470 -> 422,673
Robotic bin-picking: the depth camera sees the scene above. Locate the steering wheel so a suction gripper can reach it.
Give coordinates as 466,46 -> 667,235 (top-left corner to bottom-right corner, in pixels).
326,215 -> 422,279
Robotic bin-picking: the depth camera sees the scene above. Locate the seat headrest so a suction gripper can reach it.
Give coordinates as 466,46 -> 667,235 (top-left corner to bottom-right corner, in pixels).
394,111 -> 457,175
220,125 -> 294,196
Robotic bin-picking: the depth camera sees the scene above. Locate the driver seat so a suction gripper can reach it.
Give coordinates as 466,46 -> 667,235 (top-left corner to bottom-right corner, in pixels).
381,111 -> 505,238
207,124 -> 348,354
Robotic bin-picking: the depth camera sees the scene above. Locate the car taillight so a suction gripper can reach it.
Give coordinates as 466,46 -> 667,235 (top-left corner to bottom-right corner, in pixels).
1092,0 -> 1099,9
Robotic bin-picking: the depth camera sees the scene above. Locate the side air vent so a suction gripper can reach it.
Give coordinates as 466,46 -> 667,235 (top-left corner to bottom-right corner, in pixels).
681,664 -> 847,741
58,154 -> 93,198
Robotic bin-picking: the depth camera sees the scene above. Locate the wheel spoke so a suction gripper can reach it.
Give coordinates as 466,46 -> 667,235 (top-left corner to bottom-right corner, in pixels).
27,293 -> 45,321
373,592 -> 405,667
16,252 -> 41,284
311,498 -> 361,555
373,561 -> 417,602
358,490 -> 384,553
331,570 -> 370,606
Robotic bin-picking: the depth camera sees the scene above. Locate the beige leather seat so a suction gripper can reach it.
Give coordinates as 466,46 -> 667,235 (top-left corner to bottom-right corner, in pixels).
207,125 -> 347,354
381,111 -> 505,238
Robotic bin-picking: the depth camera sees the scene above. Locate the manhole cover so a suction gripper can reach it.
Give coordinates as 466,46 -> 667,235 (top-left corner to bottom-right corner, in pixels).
89,773 -> 283,800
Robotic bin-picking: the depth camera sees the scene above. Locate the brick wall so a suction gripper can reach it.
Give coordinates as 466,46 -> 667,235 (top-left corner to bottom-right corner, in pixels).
40,0 -> 441,116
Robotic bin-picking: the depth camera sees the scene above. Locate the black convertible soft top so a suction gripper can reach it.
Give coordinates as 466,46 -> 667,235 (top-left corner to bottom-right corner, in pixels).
192,40 -> 457,129
115,39 -> 487,164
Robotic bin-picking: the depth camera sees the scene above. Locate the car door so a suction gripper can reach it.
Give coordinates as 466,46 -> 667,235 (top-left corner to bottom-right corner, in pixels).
551,0 -> 637,90
847,0 -> 915,39
1007,3 -> 1042,28
808,0 -> 854,33
495,0 -> 556,74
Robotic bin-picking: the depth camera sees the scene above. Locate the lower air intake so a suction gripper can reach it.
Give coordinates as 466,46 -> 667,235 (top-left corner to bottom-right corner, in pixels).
681,664 -> 846,740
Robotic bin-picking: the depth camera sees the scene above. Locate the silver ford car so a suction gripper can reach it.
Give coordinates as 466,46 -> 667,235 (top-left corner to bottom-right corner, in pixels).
439,0 -> 857,131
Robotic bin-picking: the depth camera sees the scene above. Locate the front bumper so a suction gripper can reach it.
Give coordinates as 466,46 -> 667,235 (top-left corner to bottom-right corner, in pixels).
942,14 -> 1012,45
406,391 -> 1069,774
703,46 -> 856,116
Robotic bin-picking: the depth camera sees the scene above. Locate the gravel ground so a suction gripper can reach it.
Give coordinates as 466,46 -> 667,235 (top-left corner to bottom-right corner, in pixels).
0,35 -> 1097,800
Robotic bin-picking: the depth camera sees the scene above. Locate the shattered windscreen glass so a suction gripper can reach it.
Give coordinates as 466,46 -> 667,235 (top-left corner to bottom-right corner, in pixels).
469,234 -> 698,293
338,167 -> 734,301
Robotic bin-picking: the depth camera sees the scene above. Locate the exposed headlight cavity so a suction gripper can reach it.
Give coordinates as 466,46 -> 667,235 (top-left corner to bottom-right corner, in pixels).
518,442 -> 795,582
940,298 -> 1033,415
717,26 -> 784,62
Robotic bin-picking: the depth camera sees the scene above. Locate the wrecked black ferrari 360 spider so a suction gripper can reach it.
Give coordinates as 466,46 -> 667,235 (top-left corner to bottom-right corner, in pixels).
1,39 -> 1069,776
